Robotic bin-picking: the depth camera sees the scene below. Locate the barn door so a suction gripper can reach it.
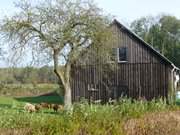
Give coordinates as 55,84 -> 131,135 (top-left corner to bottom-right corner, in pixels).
88,84 -> 100,103
115,85 -> 129,99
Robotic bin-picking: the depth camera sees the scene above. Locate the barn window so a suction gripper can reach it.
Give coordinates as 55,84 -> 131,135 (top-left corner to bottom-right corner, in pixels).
110,47 -> 128,62
118,47 -> 127,62
111,48 -> 118,61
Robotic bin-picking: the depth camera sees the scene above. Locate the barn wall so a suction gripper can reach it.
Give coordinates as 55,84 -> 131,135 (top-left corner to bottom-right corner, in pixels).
112,24 -> 163,64
71,23 -> 172,103
71,63 -> 170,102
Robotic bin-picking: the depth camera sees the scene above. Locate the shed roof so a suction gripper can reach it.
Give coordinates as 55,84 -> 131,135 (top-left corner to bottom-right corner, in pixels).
113,19 -> 179,70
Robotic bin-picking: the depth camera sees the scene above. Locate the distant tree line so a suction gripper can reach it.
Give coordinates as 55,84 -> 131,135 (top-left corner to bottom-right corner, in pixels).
131,15 -> 180,67
0,66 -> 58,84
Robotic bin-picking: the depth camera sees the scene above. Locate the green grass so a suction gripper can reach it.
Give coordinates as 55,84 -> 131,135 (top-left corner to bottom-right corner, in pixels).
0,84 -> 179,135
0,83 -> 60,97
15,95 -> 63,104
0,93 -> 63,111
0,96 -> 179,135
176,98 -> 180,105
0,84 -> 180,135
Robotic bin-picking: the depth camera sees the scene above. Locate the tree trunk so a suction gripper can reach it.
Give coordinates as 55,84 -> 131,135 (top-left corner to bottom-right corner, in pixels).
62,64 -> 72,108
53,49 -> 72,108
64,81 -> 72,108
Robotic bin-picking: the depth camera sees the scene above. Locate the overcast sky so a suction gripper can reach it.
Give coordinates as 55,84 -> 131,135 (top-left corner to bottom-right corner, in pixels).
95,0 -> 180,22
0,0 -> 180,67
0,0 -> 180,23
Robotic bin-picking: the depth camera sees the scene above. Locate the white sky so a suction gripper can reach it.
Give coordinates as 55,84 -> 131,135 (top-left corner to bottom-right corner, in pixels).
0,0 -> 180,67
0,0 -> 180,23
95,0 -> 180,22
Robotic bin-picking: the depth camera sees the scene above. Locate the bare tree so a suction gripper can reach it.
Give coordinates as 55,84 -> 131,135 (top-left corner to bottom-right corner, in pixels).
0,0 -> 113,108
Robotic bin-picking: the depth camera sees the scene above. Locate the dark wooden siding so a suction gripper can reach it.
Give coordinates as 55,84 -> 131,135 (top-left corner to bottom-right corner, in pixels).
71,63 -> 170,102
71,23 -> 172,103
112,24 -> 163,64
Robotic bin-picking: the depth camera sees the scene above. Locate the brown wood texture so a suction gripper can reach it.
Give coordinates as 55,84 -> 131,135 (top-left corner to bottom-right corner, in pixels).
70,22 -> 172,103
71,63 -> 170,103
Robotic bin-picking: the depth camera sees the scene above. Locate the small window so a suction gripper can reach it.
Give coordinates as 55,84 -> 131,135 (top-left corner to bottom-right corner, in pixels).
118,47 -> 127,62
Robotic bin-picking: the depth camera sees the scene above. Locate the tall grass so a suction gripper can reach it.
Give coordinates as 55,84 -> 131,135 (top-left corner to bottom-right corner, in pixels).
0,98 -> 179,135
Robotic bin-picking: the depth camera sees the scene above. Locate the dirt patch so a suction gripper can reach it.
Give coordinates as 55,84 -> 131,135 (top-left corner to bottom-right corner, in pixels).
124,111 -> 180,135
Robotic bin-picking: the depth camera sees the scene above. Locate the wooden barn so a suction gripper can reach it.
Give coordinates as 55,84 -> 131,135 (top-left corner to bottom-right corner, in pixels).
71,19 -> 179,103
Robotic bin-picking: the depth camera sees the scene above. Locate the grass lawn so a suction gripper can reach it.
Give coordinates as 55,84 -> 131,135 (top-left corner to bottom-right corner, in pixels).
0,92 -> 63,113
0,83 -> 60,97
176,98 -> 180,105
0,95 -> 180,135
0,95 -> 65,135
15,92 -> 64,104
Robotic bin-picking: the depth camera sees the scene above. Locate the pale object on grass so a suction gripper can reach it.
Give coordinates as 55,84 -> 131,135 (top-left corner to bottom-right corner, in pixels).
24,103 -> 36,113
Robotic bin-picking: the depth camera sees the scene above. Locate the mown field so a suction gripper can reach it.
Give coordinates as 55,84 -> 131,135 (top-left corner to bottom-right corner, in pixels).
0,83 -> 60,97
0,84 -> 180,135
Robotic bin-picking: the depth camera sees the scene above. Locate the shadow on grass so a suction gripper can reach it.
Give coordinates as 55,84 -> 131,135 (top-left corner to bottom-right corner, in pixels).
14,91 -> 64,104
176,101 -> 180,106
0,104 -> 12,109
41,111 -> 64,115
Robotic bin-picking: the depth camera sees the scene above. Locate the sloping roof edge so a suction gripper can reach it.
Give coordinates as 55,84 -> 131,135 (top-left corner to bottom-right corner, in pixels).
113,19 -> 179,70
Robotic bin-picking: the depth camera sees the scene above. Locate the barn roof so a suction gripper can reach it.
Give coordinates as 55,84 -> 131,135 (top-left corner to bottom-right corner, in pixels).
113,19 -> 179,70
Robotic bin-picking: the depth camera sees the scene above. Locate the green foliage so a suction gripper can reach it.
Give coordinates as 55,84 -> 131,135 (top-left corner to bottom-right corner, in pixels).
0,83 -> 60,96
0,66 -> 58,84
131,15 -> 180,67
0,97 -> 178,135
